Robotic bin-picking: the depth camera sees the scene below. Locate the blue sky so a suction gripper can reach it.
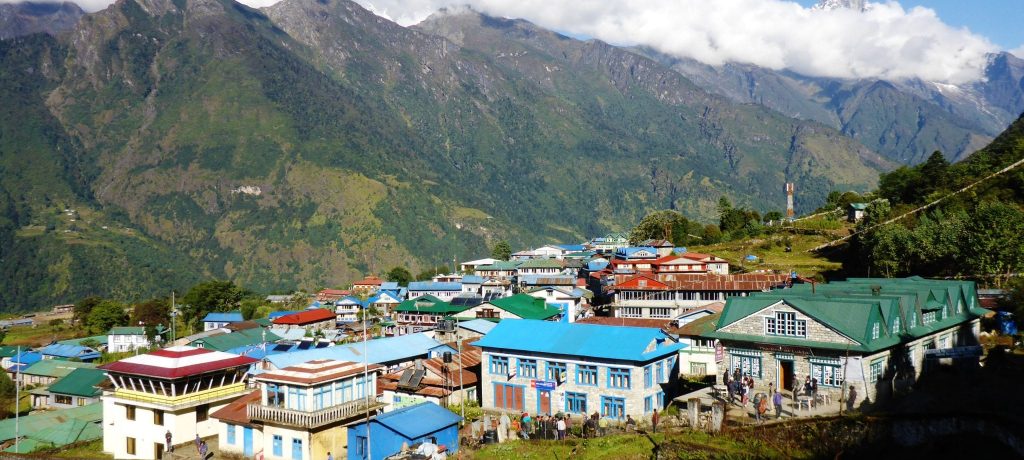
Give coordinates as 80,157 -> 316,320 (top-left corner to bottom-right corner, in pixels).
796,0 -> 1024,50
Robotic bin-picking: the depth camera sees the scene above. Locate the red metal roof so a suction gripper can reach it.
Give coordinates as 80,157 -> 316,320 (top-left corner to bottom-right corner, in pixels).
210,390 -> 260,426
100,346 -> 257,379
353,276 -> 384,286
272,308 -> 336,325
576,317 -> 672,329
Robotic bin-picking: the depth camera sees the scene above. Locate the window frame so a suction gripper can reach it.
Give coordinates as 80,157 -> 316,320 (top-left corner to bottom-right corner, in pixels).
576,364 -> 598,386
608,367 -> 631,389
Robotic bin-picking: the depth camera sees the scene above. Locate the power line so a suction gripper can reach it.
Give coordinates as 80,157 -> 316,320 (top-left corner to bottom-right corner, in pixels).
809,155 -> 1024,253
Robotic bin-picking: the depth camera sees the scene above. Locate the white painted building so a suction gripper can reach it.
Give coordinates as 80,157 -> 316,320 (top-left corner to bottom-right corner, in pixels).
107,327 -> 153,353
99,346 -> 257,459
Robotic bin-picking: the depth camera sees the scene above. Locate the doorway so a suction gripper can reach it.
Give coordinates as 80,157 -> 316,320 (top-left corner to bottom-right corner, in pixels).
778,360 -> 795,393
155,443 -> 164,459
537,390 -> 551,415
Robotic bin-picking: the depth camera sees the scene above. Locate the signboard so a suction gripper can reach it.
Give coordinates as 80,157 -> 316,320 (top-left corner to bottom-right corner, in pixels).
924,346 -> 983,359
531,380 -> 556,391
714,340 -> 724,363
842,356 -> 864,382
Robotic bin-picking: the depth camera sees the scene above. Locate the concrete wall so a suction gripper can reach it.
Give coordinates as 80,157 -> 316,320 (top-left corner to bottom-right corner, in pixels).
719,302 -> 855,346
102,395 -> 231,459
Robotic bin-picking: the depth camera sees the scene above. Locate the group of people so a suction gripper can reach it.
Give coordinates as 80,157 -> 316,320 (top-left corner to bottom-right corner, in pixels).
485,410 -> 643,443
723,368 -> 757,407
796,375 -> 820,407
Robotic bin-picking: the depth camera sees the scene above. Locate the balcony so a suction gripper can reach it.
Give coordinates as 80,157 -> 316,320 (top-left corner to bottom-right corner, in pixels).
111,382 -> 249,409
247,398 -> 385,429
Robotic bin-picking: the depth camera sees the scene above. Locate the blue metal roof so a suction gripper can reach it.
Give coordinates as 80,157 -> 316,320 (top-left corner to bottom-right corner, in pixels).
336,296 -> 366,307
457,319 -> 497,334
265,333 -> 442,369
461,275 -> 484,284
11,351 -> 41,366
268,311 -> 297,320
380,281 -> 399,290
587,259 -> 610,271
372,402 -> 461,439
38,344 -> 100,360
556,244 -> 587,252
473,319 -> 685,362
373,291 -> 403,303
614,247 -> 658,258
202,312 -> 243,323
408,282 -> 462,291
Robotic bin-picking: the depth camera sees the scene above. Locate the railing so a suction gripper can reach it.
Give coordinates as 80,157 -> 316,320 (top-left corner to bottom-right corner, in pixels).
110,383 -> 248,409
247,398 -> 384,429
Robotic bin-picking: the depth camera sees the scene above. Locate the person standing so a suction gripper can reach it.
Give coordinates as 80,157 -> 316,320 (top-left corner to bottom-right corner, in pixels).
651,409 -> 660,433
772,389 -> 784,419
194,434 -> 201,454
724,370 -> 734,403
556,416 -> 567,440
327,452 -> 334,460
810,377 -> 819,407
199,440 -> 208,460
165,430 -> 172,453
847,385 -> 858,412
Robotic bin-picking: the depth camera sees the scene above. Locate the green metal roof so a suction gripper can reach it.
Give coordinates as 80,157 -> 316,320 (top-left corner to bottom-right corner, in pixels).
108,326 -> 145,335
0,402 -> 101,444
0,346 -> 19,358
190,327 -> 281,352
516,258 -> 564,269
48,368 -> 106,397
706,277 -> 987,354
480,294 -> 562,320
393,295 -> 470,315
476,261 -> 521,270
21,360 -> 96,378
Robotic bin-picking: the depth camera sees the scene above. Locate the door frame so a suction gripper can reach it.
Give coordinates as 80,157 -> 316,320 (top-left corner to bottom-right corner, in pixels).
537,389 -> 551,415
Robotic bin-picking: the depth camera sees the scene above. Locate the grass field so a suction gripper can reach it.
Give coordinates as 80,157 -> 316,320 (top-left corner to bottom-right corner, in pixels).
51,439 -> 111,459
2,323 -> 80,347
689,226 -> 850,279
470,431 -> 796,459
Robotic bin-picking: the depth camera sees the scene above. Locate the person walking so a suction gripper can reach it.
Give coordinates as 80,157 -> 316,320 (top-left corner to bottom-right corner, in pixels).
556,416 -> 567,440
752,392 -> 762,422
165,430 -> 172,453
756,393 -> 769,424
199,440 -> 208,459
651,409 -> 660,433
194,434 -> 201,454
772,389 -> 784,419
847,385 -> 858,412
521,412 -> 532,440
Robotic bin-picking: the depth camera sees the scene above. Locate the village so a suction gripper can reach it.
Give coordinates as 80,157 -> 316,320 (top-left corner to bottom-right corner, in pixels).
0,225 -> 1008,460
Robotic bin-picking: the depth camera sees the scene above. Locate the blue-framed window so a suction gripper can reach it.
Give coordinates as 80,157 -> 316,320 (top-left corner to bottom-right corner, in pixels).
565,392 -> 587,414
657,360 -> 666,383
545,361 -> 567,382
608,367 -> 631,389
656,391 -> 665,409
811,363 -> 844,387
731,355 -> 762,379
601,396 -> 625,419
644,365 -> 653,389
869,359 -> 884,382
667,355 -> 677,374
489,356 -> 510,375
355,375 -> 367,399
314,385 -> 333,409
226,423 -> 236,445
267,383 -> 284,407
576,365 -> 598,386
291,438 -> 302,460
272,435 -> 283,457
287,387 -> 305,411
517,359 -> 538,379
644,396 -> 653,413
340,379 -> 353,403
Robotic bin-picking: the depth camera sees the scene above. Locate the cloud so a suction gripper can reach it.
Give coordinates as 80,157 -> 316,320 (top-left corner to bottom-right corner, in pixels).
1011,44 -> 1024,59
8,0 -> 999,83
0,0 -> 110,12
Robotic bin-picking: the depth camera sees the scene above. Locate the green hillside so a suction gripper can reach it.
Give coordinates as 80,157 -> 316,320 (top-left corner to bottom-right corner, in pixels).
0,0 -> 889,310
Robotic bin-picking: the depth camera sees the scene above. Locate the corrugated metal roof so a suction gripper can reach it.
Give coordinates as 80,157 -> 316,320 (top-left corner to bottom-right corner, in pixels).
202,312 -> 244,323
409,282 -> 462,291
457,319 -> 497,334
38,344 -> 100,360
370,402 -> 461,439
473,319 -> 685,362
272,308 -> 335,325
21,360 -> 96,378
48,368 -> 106,397
265,333 -> 442,369
0,402 -> 101,443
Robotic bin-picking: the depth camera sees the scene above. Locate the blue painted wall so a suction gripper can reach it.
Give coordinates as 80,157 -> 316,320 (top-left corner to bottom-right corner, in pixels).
346,420 -> 459,460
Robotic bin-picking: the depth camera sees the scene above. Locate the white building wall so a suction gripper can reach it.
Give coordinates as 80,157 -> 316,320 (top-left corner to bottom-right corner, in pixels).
102,395 -> 232,459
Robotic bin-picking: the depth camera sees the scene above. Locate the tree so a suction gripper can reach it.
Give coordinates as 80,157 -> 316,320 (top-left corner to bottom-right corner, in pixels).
762,211 -> 783,224
73,296 -> 104,326
131,298 -> 170,327
180,280 -> 244,329
0,371 -> 14,399
998,278 -> 1024,328
491,240 -> 513,261
0,329 -> 6,345
629,210 -> 692,246
240,298 -> 268,321
87,301 -> 128,334
964,202 -> 1024,286
386,267 -> 413,286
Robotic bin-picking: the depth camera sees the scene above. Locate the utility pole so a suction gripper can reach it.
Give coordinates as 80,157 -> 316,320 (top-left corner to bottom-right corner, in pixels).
15,345 -> 20,453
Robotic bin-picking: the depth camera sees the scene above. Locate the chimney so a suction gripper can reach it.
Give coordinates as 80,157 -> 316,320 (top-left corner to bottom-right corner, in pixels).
785,183 -> 795,220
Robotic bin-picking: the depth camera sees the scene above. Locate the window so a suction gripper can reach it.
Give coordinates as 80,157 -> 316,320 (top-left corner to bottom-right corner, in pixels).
78,398 -> 87,406
923,312 -> 937,324
126,437 -> 136,455
644,365 -> 653,389
292,438 -> 302,460
644,396 -> 653,413
872,322 -> 880,340
517,359 -> 538,379
196,404 -> 209,422
576,365 -> 598,386
811,364 -> 844,387
667,356 -> 677,375
545,361 -> 567,383
226,423 -> 236,445
489,356 -> 510,375
657,361 -> 666,382
656,391 -> 665,409
690,362 -> 707,375
893,316 -> 900,334
315,385 -> 333,409
650,308 -> 673,319
600,396 -> 626,419
619,307 -> 642,318
731,355 -> 762,378
493,383 -> 525,411
54,395 -> 72,405
565,392 -> 587,414
154,409 -> 164,425
765,311 -> 806,337
126,405 -> 136,421
608,368 -> 631,389
273,435 -> 283,457
869,359 -> 884,382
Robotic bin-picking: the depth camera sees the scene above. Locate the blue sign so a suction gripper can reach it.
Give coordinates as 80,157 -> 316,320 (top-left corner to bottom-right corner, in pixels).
532,380 -> 556,391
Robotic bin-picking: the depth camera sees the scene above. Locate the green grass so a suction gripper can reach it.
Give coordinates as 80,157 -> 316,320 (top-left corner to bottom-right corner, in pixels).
690,231 -> 843,278
50,439 -> 111,459
471,431 -> 792,460
1,324 -> 79,347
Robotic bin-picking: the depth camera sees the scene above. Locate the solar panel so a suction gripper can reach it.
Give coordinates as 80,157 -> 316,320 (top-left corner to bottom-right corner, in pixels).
397,369 -> 415,388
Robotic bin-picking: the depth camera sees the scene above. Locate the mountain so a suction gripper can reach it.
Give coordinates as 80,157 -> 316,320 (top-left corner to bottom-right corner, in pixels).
0,1 -> 83,39
0,0 -> 888,311
640,49 -> 1024,165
